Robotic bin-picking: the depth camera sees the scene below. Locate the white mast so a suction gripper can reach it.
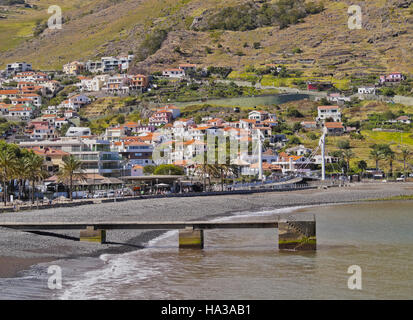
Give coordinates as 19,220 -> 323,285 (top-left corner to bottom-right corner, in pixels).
258,130 -> 263,181
319,132 -> 326,181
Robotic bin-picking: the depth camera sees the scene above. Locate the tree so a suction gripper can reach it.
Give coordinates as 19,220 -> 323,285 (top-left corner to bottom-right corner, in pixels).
0,148 -> 17,206
369,144 -> 392,171
25,151 -> 47,204
143,165 -> 156,175
58,155 -> 85,201
385,150 -> 396,178
342,149 -> 355,173
401,148 -> 410,176
337,139 -> 351,150
14,156 -> 29,201
357,160 -> 367,176
153,164 -> 184,176
369,149 -> 382,171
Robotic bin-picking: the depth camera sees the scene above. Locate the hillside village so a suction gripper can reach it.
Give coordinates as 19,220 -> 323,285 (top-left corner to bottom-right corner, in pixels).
0,56 -> 412,200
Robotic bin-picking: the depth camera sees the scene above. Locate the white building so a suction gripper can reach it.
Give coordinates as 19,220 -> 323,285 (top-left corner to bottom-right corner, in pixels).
162,69 -> 185,78
317,106 -> 341,122
78,76 -> 108,92
358,87 -> 376,95
65,127 -> 92,137
6,62 -> 32,75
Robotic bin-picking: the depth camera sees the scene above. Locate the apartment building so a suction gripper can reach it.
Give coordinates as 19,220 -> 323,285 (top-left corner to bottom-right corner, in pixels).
6,62 -> 32,75
20,138 -> 122,177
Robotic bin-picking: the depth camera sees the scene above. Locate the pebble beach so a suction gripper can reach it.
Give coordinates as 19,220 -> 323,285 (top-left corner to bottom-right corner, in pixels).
0,183 -> 412,278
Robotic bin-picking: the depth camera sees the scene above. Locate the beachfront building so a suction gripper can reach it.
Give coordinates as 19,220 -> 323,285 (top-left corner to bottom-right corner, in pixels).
29,146 -> 70,174
116,141 -> 154,167
20,138 -> 123,177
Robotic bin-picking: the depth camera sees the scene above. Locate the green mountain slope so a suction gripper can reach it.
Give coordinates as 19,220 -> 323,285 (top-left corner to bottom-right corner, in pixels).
0,0 -> 412,78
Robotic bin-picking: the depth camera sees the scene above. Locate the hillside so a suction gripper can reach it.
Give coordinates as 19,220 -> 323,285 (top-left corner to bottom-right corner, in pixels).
0,0 -> 413,78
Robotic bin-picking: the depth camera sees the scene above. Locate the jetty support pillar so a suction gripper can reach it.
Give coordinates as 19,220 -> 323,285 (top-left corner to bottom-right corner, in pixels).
179,227 -> 204,249
278,220 -> 316,251
80,226 -> 106,243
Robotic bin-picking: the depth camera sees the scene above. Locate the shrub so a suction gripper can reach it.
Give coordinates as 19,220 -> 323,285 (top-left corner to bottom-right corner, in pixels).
135,29 -> 168,62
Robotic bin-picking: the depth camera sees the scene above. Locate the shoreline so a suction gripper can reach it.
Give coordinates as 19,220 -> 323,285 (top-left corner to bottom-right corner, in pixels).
0,183 -> 412,280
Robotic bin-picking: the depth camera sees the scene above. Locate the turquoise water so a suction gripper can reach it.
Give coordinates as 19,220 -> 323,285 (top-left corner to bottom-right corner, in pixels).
57,201 -> 413,300
1,201 -> 412,299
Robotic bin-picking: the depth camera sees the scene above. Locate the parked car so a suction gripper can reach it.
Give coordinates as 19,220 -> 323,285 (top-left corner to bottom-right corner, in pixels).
107,190 -> 115,198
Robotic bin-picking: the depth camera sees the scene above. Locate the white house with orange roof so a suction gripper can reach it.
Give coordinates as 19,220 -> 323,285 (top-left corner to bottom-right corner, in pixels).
11,98 -> 34,107
131,165 -> 144,176
0,103 -> 11,115
55,117 -> 69,129
20,93 -> 42,107
30,123 -> 57,140
239,119 -> 257,130
0,89 -> 20,99
59,94 -> 91,110
379,72 -> 405,85
206,118 -> 225,126
7,105 -> 33,119
39,114 -> 57,125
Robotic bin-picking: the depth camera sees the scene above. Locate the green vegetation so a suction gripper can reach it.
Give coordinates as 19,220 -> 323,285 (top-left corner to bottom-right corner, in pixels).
135,29 -> 168,62
0,141 -> 46,205
153,164 -> 184,175
202,0 -> 324,31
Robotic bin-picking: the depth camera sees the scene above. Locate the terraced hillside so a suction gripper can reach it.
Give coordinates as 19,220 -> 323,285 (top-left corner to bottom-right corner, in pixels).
0,0 -> 412,78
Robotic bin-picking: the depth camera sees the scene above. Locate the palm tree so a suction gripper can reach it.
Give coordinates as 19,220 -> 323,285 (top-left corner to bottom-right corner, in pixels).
369,149 -> 382,171
401,148 -> 410,176
0,149 -> 17,206
58,155 -> 85,201
386,150 -> 396,178
357,160 -> 367,177
25,152 -> 47,204
14,157 -> 29,201
342,149 -> 355,173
